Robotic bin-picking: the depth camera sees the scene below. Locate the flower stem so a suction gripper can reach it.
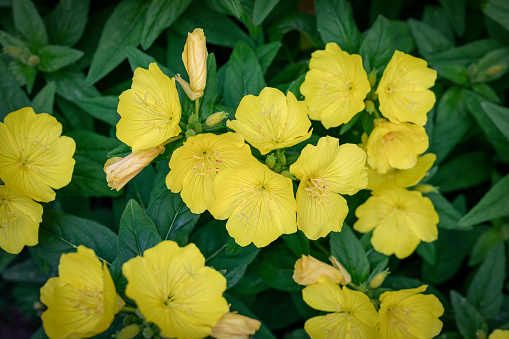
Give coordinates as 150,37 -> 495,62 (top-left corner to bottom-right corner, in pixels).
194,97 -> 200,117
122,306 -> 137,313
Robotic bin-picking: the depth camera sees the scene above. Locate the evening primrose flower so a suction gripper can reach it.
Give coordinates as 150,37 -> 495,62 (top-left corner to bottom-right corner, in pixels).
227,87 -> 312,155
122,241 -> 229,339
377,51 -> 437,126
40,246 -> 124,339
176,28 -> 207,101
166,133 -> 255,214
367,153 -> 436,191
210,161 -> 297,247
117,63 -> 181,153
290,136 -> 367,239
354,188 -> 439,259
300,43 -> 371,129
293,255 -> 351,286
489,329 -> 509,339
0,107 -> 75,202
365,119 -> 428,174
303,276 -> 378,338
211,312 -> 261,339
378,285 -> 444,338
0,184 -> 43,254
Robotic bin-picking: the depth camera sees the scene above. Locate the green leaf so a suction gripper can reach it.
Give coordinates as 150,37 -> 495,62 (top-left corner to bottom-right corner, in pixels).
286,73 -> 305,100
255,41 -> 282,73
86,0 -> 147,84
8,59 -> 37,94
281,231 -> 310,257
359,15 -> 393,73
12,0 -> 48,47
315,0 -> 362,53
267,12 -> 323,48
45,65 -> 100,101
0,249 -> 16,274
428,39 -> 502,66
55,96 -> 94,131
407,19 -> 453,58
483,0 -> 509,32
31,211 -> 118,267
215,0 -> 243,18
423,6 -> 455,43
46,0 -> 90,46
75,95 -> 120,126
199,53 -> 218,119
2,259 -> 50,283
426,193 -> 468,230
471,47 -> 509,83
32,81 -> 55,114
390,20 -> 414,54
438,0 -> 466,36
253,245 -> 300,292
224,41 -> 266,108
469,228 -> 503,266
416,241 -> 436,266
459,174 -> 509,227
141,0 -> 191,50
125,47 -> 171,76
451,290 -> 489,339
253,0 -> 280,25
67,130 -> 122,163
37,45 -> 84,73
481,102 -> 509,142
330,225 -> 370,284
0,58 -> 31,120
0,30 -> 31,56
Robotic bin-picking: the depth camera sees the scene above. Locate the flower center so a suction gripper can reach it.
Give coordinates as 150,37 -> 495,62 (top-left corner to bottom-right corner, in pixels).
304,178 -> 329,205
191,149 -> 223,176
252,101 -> 290,143
236,184 -> 274,226
134,91 -> 174,130
14,133 -> 51,174
69,286 -> 104,316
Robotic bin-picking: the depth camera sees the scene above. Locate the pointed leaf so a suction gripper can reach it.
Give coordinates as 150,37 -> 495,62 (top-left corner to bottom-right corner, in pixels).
0,59 -> 31,120
37,45 -> 84,72
253,0 -> 280,25
12,0 -> 48,46
75,95 -> 120,126
408,19 -> 453,58
359,15 -> 394,72
451,291 -> 489,339
46,0 -> 90,46
481,102 -> 509,141
330,225 -> 370,284
32,81 -> 56,114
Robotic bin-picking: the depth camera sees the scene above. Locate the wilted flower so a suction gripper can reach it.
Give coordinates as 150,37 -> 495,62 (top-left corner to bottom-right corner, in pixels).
0,107 -> 75,202
176,28 -> 208,101
210,312 -> 261,339
293,254 -> 351,286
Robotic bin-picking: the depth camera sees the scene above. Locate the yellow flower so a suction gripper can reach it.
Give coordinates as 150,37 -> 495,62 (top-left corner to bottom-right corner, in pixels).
489,329 -> 509,339
0,184 -> 42,254
210,312 -> 261,339
367,153 -> 436,191
166,133 -> 255,214
365,119 -> 428,174
378,285 -> 444,338
376,51 -> 437,126
289,136 -> 367,240
122,240 -> 229,339
117,63 -> 182,153
303,276 -> 378,338
354,188 -> 438,259
300,43 -> 371,129
293,254 -> 351,286
226,87 -> 312,155
176,28 -> 208,101
104,144 -> 165,191
40,246 -> 124,339
210,161 -> 297,247
0,107 -> 76,202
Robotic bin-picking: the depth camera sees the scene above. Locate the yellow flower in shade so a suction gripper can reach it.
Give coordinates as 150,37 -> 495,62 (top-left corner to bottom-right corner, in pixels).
210,162 -> 297,247
40,246 -> 124,339
354,188 -> 439,259
226,87 -> 312,155
210,312 -> 261,339
376,51 -> 437,126
303,276 -> 378,338
0,184 -> 42,254
489,329 -> 509,339
0,107 -> 76,202
293,254 -> 351,286
289,136 -> 367,240
104,144 -> 165,191
300,43 -> 371,129
166,133 -> 255,214
367,153 -> 436,191
365,119 -> 428,174
378,285 -> 444,338
117,63 -> 181,153
176,28 -> 208,101
122,241 -> 229,339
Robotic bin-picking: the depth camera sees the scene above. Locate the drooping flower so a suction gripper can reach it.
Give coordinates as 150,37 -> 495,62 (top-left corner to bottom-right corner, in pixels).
367,153 -> 436,191
0,107 -> 76,202
378,285 -> 444,338
289,136 -> 367,239
302,276 -> 378,338
0,184 -> 42,254
210,312 -> 261,339
489,329 -> 509,339
176,28 -> 208,101
122,241 -> 229,339
353,188 -> 439,259
300,42 -> 371,129
376,51 -> 437,126
166,133 -> 255,214
365,119 -> 428,174
104,144 -> 165,191
226,87 -> 312,155
40,246 -> 124,339
210,161 -> 297,247
293,254 -> 351,286
116,63 -> 181,153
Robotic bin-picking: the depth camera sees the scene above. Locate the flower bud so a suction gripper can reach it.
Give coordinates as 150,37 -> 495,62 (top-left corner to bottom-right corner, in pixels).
185,129 -> 196,138
4,46 -> 22,57
206,111 -> 228,127
194,123 -> 202,133
265,154 -> 276,169
210,312 -> 261,339
27,55 -> 39,66
276,152 -> 286,166
369,269 -> 389,289
104,145 -> 164,191
142,327 -> 153,339
368,70 -> 377,88
365,99 -> 375,114
413,184 -> 437,194
188,114 -> 199,125
293,255 -> 352,286
116,325 -> 140,339
176,28 -> 208,101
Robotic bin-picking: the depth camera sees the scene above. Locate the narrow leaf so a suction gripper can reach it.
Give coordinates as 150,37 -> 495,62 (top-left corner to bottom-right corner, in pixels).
37,45 -> 84,73
0,59 -> 31,120
481,101 -> 509,141
46,0 -> 90,46
451,290 -> 489,339
12,0 -> 48,46
359,15 -> 394,72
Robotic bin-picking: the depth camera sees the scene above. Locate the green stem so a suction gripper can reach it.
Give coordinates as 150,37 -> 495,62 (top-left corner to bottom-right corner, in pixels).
194,97 -> 200,117
122,306 -> 137,313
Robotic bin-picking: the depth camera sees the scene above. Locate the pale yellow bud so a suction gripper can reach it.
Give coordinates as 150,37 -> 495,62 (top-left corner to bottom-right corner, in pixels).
104,145 -> 164,191
293,254 -> 352,286
206,111 -> 228,127
4,46 -> 22,57
210,312 -> 261,339
115,324 -> 140,339
413,184 -> 438,194
177,28 -> 207,101
369,269 -> 389,289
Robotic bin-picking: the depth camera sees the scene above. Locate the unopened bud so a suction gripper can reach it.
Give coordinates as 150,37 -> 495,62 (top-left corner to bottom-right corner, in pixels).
4,46 -> 22,57
476,330 -> 487,339
265,154 -> 276,169
185,129 -> 196,138
276,152 -> 286,166
194,123 -> 202,133
293,254 -> 351,286
188,114 -> 199,125
27,55 -> 39,66
369,269 -> 389,289
368,92 -> 378,101
280,170 -> 295,179
206,111 -> 228,127
211,312 -> 261,339
142,327 -> 153,338
365,99 -> 375,114
413,184 -> 437,194
177,28 -> 208,101
116,325 -> 140,339
272,163 -> 282,173
123,315 -> 136,325
368,70 -> 377,88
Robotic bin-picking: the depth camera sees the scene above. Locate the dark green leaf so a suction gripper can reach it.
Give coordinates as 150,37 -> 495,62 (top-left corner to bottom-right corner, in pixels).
286,73 -> 305,100
471,47 -> 509,83
390,20 -> 414,53
0,249 -> 16,274
330,225 -> 370,284
0,30 -> 30,55
483,0 -> 509,32
2,259 -> 49,283
438,0 -> 466,36
416,241 -> 436,266
253,245 -> 300,291
426,193 -> 468,230
46,0 -> 90,46
255,41 -> 282,73
45,65 -> 100,101
199,53 -> 217,119
433,63 -> 470,85
281,231 -> 310,257
481,102 -> 509,142
253,0 -> 280,25
267,12 -> 322,48
472,83 -> 500,103
366,257 -> 389,285
215,0 -> 242,18
126,47 -> 172,76
75,95 -> 120,126
12,0 -> 48,46
32,81 -> 55,114
37,45 -> 84,73
67,130 -> 122,163
0,58 -> 31,120
56,97 -> 94,131
451,290 -> 489,339
428,39 -> 502,66
359,15 -> 393,73
407,19 -> 453,58
8,59 -> 37,94
423,6 -> 455,43
469,228 -> 502,266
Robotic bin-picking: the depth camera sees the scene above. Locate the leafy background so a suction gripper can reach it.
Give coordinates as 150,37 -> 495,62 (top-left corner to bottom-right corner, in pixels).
0,0 -> 508,338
